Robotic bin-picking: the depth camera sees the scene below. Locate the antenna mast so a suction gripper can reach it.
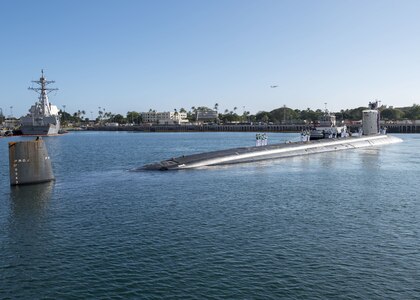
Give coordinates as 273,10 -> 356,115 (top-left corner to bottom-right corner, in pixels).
28,70 -> 58,116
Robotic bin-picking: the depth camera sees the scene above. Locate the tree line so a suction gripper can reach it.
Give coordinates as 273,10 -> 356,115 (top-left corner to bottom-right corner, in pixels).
60,104 -> 420,125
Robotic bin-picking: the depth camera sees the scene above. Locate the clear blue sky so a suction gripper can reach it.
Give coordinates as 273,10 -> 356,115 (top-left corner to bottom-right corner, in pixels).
1,0 -> 420,118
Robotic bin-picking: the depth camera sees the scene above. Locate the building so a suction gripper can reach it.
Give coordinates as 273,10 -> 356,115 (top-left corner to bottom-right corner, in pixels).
141,111 -> 188,125
3,118 -> 20,129
196,110 -> 218,122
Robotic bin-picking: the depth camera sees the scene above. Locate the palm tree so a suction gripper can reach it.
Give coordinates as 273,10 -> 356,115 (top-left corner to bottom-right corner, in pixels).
98,107 -> 103,120
191,106 -> 197,121
242,111 -> 250,122
214,103 -> 219,112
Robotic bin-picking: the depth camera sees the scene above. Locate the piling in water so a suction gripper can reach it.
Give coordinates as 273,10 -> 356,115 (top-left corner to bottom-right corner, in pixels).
8,138 -> 55,185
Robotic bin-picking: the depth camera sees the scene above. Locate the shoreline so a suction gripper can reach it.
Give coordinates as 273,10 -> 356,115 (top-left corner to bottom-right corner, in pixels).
82,123 -> 419,134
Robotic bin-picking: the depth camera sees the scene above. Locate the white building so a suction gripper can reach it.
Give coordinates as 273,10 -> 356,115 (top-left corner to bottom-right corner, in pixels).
196,110 -> 218,122
3,118 -> 20,129
141,111 -> 188,125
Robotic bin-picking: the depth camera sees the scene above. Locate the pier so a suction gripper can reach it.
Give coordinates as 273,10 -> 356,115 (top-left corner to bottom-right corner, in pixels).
89,124 -> 312,133
384,124 -> 420,133
86,123 -> 420,133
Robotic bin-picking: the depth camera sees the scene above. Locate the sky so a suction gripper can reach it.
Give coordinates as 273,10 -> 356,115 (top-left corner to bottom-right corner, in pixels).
1,0 -> 420,118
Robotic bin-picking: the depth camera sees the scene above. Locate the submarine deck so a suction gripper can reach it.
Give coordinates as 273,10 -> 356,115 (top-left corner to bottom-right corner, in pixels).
140,135 -> 402,171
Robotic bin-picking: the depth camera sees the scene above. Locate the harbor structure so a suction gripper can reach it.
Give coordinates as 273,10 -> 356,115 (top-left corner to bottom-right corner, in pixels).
8,138 -> 55,185
20,70 -> 61,135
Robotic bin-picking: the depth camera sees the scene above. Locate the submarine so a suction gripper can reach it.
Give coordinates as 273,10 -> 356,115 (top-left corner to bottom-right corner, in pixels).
140,102 -> 402,171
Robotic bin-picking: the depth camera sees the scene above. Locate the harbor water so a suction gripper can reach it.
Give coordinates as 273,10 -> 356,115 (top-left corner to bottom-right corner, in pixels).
1,132 -> 420,299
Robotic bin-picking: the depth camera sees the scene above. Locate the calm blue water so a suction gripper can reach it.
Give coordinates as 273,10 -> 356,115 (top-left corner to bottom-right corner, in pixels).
1,132 -> 420,299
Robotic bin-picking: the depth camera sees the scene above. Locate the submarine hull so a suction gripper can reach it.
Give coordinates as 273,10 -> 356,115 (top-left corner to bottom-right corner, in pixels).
140,134 -> 402,171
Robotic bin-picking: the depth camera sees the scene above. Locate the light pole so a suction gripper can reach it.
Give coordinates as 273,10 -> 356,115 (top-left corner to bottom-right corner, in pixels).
283,105 -> 286,124
10,106 -> 13,118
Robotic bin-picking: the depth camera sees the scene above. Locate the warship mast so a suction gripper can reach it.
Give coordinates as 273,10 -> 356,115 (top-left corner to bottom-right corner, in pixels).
28,70 -> 58,117
20,70 -> 61,135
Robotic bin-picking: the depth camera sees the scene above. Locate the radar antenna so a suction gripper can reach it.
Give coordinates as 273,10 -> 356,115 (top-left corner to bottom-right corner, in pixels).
27,70 -> 58,116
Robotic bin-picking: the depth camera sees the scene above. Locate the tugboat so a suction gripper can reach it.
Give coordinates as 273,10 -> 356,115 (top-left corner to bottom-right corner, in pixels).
20,70 -> 61,135
309,106 -> 347,140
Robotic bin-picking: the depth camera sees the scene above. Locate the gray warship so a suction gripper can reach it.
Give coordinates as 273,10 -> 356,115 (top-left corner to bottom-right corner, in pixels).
20,70 -> 61,135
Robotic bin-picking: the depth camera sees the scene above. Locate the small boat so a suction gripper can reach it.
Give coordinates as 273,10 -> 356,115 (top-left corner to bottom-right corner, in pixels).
310,108 -> 347,140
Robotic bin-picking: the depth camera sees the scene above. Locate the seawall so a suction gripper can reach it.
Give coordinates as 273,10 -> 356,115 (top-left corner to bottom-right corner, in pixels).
86,124 -> 420,133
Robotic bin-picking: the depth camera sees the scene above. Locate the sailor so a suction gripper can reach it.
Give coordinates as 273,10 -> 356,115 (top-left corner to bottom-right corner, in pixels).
380,127 -> 387,135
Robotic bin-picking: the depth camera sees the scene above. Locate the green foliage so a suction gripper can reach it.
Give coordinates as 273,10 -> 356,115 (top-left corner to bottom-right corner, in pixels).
60,110 -> 83,124
381,108 -> 403,120
270,107 -> 299,123
196,106 -> 213,112
126,111 -> 141,124
403,104 -> 420,119
255,111 -> 271,123
109,114 -> 125,124
298,108 -> 322,122
341,107 -> 367,120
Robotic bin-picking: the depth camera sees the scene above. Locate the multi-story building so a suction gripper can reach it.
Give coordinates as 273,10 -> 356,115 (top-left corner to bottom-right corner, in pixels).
196,110 -> 218,122
141,111 -> 188,125
141,111 -> 158,123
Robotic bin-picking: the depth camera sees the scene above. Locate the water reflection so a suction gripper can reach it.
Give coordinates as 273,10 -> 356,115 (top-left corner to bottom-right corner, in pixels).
8,182 -> 54,232
358,147 -> 381,169
3,182 -> 55,291
9,182 -> 54,215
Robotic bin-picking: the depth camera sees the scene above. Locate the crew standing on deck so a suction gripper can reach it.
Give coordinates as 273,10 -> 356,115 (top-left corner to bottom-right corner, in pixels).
256,133 -> 268,146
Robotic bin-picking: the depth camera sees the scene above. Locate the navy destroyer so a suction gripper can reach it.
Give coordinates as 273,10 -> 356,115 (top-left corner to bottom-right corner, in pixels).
140,101 -> 402,170
20,70 -> 61,135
